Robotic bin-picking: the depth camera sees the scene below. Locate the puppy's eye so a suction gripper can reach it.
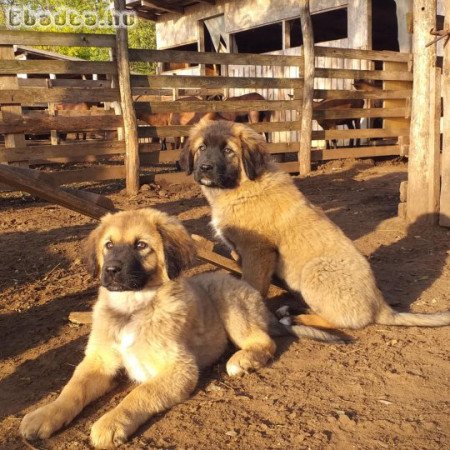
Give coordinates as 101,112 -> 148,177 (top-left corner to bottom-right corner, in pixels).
223,147 -> 234,155
135,241 -> 148,251
105,241 -> 114,250
198,144 -> 206,152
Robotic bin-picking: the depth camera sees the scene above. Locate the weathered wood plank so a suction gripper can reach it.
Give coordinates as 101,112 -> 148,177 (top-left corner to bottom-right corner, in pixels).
48,165 -> 126,185
136,99 -> 300,113
315,68 -> 413,81
440,0 -> 450,227
129,49 -> 303,66
315,46 -> 411,63
132,75 -> 303,90
0,60 -> 117,75
314,89 -> 411,100
407,0 -> 439,224
0,141 -> 125,163
311,127 -> 410,140
0,88 -> 119,103
313,107 -> 408,120
115,0 -> 140,195
0,30 -> 115,47
311,145 -> 401,161
0,115 -> 123,134
0,164 -> 114,219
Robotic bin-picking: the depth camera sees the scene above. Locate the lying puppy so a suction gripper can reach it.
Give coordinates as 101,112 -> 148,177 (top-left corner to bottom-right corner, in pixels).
20,208 -> 339,448
180,119 -> 450,330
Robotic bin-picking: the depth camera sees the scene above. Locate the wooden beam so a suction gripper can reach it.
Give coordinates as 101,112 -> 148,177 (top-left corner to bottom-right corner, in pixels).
406,0 -> 439,224
141,0 -> 184,14
299,0 -> 314,176
440,0 -> 450,227
115,0 -> 140,195
0,60 -> 116,75
0,30 -> 115,47
0,44 -> 28,165
0,165 -> 115,219
0,88 -> 119,103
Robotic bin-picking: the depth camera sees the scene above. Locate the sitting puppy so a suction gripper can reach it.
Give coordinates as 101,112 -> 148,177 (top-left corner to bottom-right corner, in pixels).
20,208 -> 339,448
180,119 -> 450,331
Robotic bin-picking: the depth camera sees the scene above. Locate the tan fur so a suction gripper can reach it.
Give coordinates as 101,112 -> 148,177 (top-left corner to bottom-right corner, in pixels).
20,208 -> 283,448
185,120 -> 450,331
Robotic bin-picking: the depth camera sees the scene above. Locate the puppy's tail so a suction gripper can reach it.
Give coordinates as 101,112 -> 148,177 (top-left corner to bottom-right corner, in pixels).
269,318 -> 349,343
376,305 -> 450,327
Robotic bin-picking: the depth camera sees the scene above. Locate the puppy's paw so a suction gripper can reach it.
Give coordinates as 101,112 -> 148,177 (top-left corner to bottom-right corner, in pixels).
226,349 -> 271,377
20,402 -> 68,440
91,411 -> 129,448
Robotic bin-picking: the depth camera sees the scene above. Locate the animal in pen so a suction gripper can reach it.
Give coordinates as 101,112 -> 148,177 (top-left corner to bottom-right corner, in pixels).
313,98 -> 365,149
53,102 -> 101,142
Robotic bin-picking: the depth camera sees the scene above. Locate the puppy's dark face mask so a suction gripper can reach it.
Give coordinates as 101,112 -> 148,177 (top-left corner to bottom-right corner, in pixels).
180,120 -> 269,189
83,209 -> 196,293
100,241 -> 152,292
192,135 -> 240,189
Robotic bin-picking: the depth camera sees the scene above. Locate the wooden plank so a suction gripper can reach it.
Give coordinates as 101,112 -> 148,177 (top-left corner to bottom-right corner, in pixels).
313,107 -> 408,120
0,165 -> 115,219
407,0 -> 439,224
0,30 -> 115,47
314,46 -> 411,63
132,75 -> 303,90
440,0 -> 450,227
0,115 -> 123,134
18,78 -> 114,89
0,141 -> 125,163
314,89 -> 411,100
0,88 -> 119,103
129,49 -> 303,66
311,127 -> 410,140
0,44 -> 27,165
115,0 -> 140,195
299,0 -> 314,175
137,121 -> 303,138
137,99 -> 300,113
315,68 -> 413,81
0,60 -> 116,75
48,165 -> 126,185
311,145 -> 401,161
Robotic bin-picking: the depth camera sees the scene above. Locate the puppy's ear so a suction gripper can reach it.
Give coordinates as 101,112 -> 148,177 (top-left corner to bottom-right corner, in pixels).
179,138 -> 193,175
157,215 -> 196,279
238,125 -> 269,180
82,225 -> 102,277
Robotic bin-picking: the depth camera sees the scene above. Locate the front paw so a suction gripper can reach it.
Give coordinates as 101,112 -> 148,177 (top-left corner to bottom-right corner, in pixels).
20,402 -> 68,440
91,411 -> 129,448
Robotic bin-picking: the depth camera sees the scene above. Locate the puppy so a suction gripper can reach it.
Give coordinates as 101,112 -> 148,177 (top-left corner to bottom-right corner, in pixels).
20,208 -> 339,448
180,119 -> 450,330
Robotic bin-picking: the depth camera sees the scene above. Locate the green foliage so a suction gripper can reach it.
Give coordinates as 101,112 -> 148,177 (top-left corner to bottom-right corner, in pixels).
0,0 -> 156,72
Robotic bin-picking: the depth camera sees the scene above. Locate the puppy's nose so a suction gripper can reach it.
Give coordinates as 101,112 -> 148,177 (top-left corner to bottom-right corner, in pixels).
200,163 -> 213,172
105,264 -> 121,274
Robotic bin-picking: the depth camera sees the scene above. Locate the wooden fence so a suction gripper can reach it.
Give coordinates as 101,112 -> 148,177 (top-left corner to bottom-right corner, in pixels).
0,30 -> 413,187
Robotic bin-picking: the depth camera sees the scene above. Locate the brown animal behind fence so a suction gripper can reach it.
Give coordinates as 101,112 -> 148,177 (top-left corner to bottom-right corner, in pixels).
313,98 -> 364,149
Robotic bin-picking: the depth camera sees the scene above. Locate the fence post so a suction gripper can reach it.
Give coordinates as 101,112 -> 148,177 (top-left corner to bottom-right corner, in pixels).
406,0 -> 439,224
298,0 -> 314,176
114,0 -> 140,195
0,44 -> 28,167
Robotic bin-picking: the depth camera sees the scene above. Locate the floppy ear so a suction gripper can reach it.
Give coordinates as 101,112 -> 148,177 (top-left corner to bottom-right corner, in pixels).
179,138 -> 193,175
157,215 -> 196,279
82,225 -> 102,277
238,125 -> 269,180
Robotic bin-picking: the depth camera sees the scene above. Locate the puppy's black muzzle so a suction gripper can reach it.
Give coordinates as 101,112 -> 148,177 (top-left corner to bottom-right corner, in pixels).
101,245 -> 148,291
193,150 -> 239,189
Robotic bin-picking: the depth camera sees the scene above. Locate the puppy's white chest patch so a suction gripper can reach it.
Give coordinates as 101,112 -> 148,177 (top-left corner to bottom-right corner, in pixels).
210,217 -> 234,251
116,328 -> 157,383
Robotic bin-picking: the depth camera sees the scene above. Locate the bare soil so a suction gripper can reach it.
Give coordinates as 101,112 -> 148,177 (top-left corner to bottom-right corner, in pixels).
1,159 -> 449,450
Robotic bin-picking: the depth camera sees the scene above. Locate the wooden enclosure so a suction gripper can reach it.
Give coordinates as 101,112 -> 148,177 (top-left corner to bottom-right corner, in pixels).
0,29 -> 414,189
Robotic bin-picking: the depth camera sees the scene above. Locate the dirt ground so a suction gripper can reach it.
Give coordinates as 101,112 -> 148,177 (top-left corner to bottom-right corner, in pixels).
0,159 -> 449,450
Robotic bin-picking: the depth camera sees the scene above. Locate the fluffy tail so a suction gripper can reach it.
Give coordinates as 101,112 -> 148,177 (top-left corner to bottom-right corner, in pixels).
269,318 -> 349,343
376,305 -> 450,327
